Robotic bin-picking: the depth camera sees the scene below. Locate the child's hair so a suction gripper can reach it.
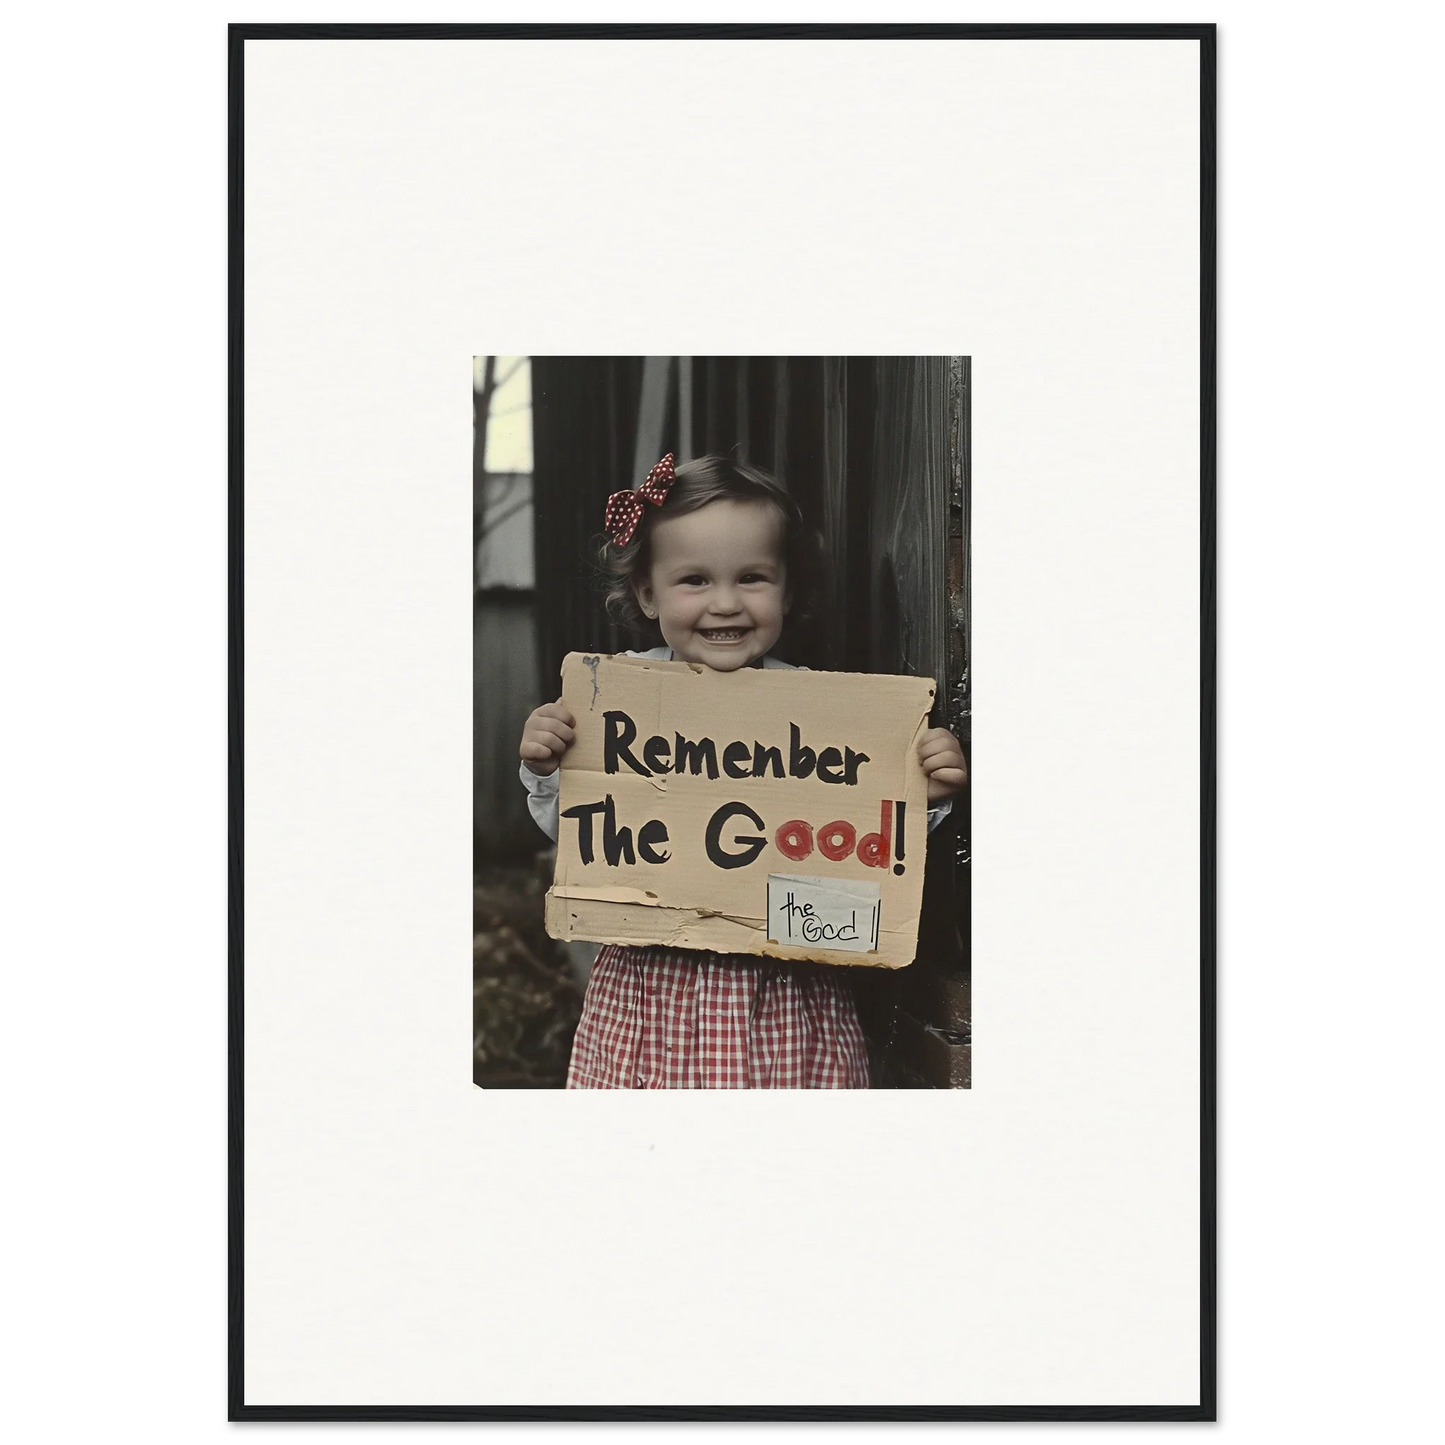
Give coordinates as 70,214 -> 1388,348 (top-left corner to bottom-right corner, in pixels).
598,455 -> 824,652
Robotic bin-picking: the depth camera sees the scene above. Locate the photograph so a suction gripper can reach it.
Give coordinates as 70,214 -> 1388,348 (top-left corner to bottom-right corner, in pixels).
473,356 -> 972,1089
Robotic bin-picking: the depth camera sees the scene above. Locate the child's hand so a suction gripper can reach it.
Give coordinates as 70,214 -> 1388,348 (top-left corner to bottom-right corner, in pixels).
520,699 -> 576,777
918,727 -> 968,803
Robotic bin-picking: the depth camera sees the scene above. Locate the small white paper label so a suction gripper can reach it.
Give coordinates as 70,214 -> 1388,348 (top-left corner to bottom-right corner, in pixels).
766,874 -> 881,953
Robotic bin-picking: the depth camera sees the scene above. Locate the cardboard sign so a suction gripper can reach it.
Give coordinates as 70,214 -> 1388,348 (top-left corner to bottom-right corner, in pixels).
544,652 -> 935,968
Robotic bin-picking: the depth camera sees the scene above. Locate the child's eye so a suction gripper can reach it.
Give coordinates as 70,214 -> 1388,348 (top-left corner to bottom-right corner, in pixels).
680,575 -> 707,586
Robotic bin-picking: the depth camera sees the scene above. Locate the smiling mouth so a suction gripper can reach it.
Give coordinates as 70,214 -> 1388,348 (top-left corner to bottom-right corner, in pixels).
697,627 -> 750,643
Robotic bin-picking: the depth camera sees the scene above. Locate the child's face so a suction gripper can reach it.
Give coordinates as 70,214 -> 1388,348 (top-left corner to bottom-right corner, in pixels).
635,499 -> 790,671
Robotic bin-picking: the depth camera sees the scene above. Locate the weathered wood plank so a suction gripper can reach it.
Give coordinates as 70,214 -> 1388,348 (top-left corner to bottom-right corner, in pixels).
474,593 -> 542,860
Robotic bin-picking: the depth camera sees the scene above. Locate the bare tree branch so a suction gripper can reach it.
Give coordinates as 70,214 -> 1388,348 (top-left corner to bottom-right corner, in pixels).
474,356 -> 498,566
478,495 -> 531,541
491,357 -> 525,392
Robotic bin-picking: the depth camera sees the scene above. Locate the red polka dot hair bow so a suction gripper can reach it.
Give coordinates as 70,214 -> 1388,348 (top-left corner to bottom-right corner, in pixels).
603,454 -> 676,547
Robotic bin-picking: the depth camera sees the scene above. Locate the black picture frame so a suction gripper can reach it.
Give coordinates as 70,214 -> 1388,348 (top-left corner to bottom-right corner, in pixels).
219,16 -> 1225,1427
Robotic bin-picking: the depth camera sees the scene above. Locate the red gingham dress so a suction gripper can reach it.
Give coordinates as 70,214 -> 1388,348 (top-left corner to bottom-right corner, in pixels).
566,945 -> 871,1089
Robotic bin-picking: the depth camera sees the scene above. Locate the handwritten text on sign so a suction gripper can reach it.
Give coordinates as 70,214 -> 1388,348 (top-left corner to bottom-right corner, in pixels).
766,875 -> 881,953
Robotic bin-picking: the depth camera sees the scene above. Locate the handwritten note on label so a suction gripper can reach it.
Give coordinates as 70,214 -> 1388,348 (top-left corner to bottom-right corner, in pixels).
766,874 -> 881,954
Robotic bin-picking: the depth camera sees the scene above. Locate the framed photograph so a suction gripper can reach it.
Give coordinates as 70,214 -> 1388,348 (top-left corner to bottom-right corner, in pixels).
232,22 -> 1214,1419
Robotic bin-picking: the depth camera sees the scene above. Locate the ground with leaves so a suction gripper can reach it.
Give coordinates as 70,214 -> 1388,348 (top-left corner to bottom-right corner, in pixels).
473,862 -> 582,1089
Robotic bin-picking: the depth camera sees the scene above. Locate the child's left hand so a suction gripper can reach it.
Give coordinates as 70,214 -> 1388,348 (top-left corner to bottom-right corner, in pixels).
918,727 -> 968,803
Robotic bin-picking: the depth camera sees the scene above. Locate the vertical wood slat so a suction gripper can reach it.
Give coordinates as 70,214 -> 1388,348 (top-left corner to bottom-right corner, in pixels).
703,356 -> 719,455
632,356 -> 673,484
842,358 -> 877,676
473,595 -> 541,859
869,357 -> 949,696
735,356 -> 749,461
772,356 -> 790,486
531,357 -> 641,691
677,356 -> 694,463
821,357 -> 848,672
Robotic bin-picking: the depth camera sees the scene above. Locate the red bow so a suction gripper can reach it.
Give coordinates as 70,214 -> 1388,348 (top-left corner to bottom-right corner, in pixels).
603,454 -> 676,546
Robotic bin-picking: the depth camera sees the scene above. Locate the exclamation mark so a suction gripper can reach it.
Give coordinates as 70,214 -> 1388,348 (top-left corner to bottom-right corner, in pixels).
892,801 -> 906,875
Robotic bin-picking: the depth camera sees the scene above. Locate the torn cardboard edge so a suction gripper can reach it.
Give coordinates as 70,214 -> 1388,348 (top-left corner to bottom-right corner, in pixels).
545,892 -> 921,970
549,884 -> 675,909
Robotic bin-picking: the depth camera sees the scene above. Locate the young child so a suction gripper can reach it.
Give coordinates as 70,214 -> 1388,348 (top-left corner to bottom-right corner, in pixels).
519,454 -> 968,1089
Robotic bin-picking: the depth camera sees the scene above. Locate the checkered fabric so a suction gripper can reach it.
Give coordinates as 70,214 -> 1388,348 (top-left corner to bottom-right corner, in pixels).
566,945 -> 870,1089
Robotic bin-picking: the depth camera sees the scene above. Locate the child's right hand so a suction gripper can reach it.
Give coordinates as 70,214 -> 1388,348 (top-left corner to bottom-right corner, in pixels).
520,699 -> 576,776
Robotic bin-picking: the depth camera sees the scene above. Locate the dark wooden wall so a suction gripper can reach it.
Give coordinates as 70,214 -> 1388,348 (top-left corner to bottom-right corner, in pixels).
530,357 -> 645,680
850,358 -> 971,1087
528,356 -> 971,1085
473,592 -> 542,860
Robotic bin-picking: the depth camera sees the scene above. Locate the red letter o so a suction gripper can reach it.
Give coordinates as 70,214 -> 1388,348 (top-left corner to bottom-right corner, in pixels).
775,820 -> 814,861
818,820 -> 857,861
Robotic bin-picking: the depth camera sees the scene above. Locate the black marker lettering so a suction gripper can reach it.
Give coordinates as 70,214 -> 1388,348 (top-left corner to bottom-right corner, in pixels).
637,818 -> 670,864
722,741 -> 752,780
559,799 -> 606,865
601,794 -> 635,866
604,711 -> 650,776
789,723 -> 815,779
704,801 -> 767,869
675,734 -> 719,778
752,742 -> 784,778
